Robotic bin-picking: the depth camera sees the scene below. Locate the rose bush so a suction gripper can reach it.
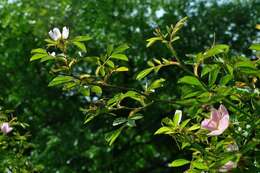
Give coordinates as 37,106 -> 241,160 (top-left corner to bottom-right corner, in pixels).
30,18 -> 260,172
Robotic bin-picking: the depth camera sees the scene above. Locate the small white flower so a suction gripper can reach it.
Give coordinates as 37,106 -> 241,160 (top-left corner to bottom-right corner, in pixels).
49,52 -> 56,57
49,27 -> 61,41
62,26 -> 69,39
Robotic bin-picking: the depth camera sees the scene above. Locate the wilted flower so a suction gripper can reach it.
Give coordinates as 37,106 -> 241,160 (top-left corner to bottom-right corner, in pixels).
219,161 -> 237,172
201,104 -> 229,136
1,122 -> 13,134
227,143 -> 239,152
49,26 -> 69,41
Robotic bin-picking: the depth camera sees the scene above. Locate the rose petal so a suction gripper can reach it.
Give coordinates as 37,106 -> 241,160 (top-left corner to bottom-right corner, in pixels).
211,108 -> 221,121
201,119 -> 217,131
218,115 -> 229,132
207,128 -> 225,136
1,122 -> 13,134
219,104 -> 229,117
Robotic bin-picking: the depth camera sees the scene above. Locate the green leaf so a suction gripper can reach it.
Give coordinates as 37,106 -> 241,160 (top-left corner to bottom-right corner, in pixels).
80,87 -> 90,96
99,66 -> 106,76
129,114 -> 143,120
180,119 -> 190,128
171,17 -> 188,35
148,78 -> 165,91
48,76 -> 74,87
31,48 -> 47,54
113,44 -> 129,53
30,54 -> 48,61
124,91 -> 144,105
63,82 -> 78,90
40,56 -> 55,62
226,64 -> 233,75
201,64 -> 218,77
147,60 -> 155,67
192,161 -> 208,170
107,45 -> 114,56
126,119 -> 136,127
106,60 -> 115,68
249,43 -> 260,51
154,127 -> 172,135
188,124 -> 200,131
110,53 -> 128,61
84,114 -> 96,124
115,67 -> 129,72
181,142 -> 191,149
208,66 -> 220,86
170,36 -> 180,43
203,44 -> 229,59
168,159 -> 190,167
106,126 -> 124,146
136,67 -> 154,80
219,74 -> 233,85
113,117 -> 127,126
146,37 -> 162,47
91,86 -> 102,95
235,61 -> 256,69
72,35 -> 92,42
73,41 -> 87,52
44,38 -> 56,44
178,76 -> 203,87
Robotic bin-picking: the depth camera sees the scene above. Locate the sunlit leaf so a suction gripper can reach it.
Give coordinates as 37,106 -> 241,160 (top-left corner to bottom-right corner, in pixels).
249,44 -> 260,51
91,86 -> 102,95
115,67 -> 129,72
168,159 -> 190,167
110,53 -> 128,61
192,161 -> 208,170
113,44 -> 129,53
154,127 -> 172,135
136,67 -> 154,80
48,76 -> 75,87
73,41 -> 87,52
178,76 -> 203,87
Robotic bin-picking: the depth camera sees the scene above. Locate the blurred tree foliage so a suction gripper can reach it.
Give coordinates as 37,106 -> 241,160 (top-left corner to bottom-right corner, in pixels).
0,0 -> 259,172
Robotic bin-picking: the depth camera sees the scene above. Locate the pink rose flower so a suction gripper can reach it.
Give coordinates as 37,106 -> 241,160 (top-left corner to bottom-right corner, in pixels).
219,161 -> 237,172
1,122 -> 13,134
201,104 -> 229,136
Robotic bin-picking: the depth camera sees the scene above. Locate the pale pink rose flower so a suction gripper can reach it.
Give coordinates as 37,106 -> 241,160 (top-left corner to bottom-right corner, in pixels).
219,161 -> 236,172
62,26 -> 69,39
49,28 -> 61,41
1,122 -> 13,134
201,104 -> 229,136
